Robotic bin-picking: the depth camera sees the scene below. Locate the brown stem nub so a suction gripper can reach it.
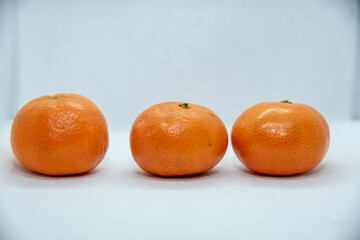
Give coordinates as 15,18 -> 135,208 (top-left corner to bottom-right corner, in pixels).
281,100 -> 292,104
48,95 -> 64,100
179,103 -> 190,109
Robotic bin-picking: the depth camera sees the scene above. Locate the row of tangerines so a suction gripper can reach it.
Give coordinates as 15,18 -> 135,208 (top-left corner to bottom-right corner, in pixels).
10,93 -> 330,177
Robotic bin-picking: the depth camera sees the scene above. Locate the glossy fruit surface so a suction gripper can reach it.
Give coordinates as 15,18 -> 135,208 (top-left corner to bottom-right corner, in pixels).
130,102 -> 228,177
231,101 -> 330,176
11,93 -> 109,176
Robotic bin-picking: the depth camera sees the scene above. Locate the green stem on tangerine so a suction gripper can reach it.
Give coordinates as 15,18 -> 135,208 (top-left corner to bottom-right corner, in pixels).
281,100 -> 292,104
179,103 -> 190,109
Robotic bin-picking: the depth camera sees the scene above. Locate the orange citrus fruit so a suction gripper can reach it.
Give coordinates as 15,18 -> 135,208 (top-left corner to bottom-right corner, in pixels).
231,100 -> 330,176
130,102 -> 228,177
10,93 -> 109,176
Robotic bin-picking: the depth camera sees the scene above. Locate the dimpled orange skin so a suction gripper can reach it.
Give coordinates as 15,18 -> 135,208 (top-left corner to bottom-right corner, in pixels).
10,93 -> 109,176
130,102 -> 228,177
231,101 -> 330,176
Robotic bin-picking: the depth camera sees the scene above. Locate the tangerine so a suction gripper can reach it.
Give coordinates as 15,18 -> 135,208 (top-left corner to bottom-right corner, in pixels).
10,93 -> 109,176
130,102 -> 228,177
231,100 -> 330,176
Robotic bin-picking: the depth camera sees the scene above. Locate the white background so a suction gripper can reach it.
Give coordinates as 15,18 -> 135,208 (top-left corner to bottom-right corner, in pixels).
1,0 -> 360,240
1,0 -> 359,127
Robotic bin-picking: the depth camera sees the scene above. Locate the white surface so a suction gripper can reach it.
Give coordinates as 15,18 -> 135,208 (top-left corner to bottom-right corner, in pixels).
4,0 -> 357,125
1,121 -> 360,240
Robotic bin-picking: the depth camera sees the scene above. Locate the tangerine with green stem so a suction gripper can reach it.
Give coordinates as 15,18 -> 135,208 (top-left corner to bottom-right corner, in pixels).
130,102 -> 228,177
